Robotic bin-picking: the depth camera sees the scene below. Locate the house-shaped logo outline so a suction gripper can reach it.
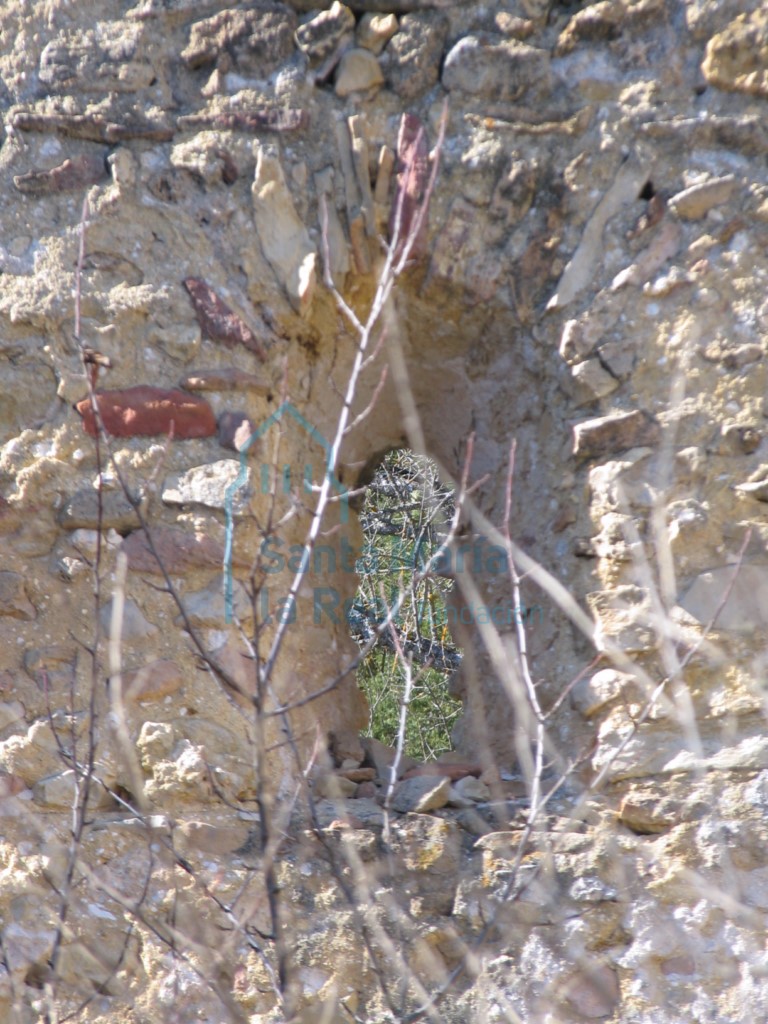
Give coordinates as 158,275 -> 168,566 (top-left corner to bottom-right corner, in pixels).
223,401 -> 350,622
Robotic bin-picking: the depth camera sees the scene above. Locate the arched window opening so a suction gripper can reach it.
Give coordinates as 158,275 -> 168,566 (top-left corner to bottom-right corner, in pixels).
351,450 -> 462,760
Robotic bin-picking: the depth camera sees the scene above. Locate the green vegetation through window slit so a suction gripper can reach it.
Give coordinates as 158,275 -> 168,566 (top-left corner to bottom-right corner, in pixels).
353,450 -> 461,761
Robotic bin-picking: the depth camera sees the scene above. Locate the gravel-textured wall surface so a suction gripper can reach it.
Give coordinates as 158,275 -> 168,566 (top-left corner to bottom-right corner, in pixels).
2,1 -> 768,1020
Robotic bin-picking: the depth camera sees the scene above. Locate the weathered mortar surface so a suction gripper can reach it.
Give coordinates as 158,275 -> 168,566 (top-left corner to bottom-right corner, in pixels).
1,0 -> 768,1020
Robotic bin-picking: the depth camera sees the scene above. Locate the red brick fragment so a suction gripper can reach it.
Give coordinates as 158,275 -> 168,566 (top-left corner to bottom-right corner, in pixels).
183,278 -> 268,361
339,767 -> 377,783
76,386 -> 216,438
389,112 -> 430,260
11,111 -> 173,143
13,153 -> 107,195
326,816 -> 365,830
176,109 -> 308,133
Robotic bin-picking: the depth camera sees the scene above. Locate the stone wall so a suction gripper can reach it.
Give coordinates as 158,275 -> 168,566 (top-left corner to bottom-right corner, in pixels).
2,0 -> 768,1020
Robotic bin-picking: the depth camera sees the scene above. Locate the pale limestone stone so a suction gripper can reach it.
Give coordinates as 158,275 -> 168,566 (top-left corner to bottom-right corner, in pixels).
610,217 -> 681,290
361,736 -> 417,779
547,153 -> 649,310
170,131 -> 252,186
669,174 -> 738,219
574,411 -> 660,459
0,701 -> 26,732
174,820 -> 250,855
144,739 -> 213,804
252,144 -> 317,317
571,668 -> 630,718
33,768 -> 115,809
314,796 -> 384,828
5,7 -> 768,1020
702,10 -> 768,97
312,771 -> 357,799
446,786 -> 474,808
452,775 -> 491,802
314,166 -> 350,287
356,12 -> 398,55
162,459 -> 250,514
559,318 -> 597,364
333,47 -> 384,97
618,787 -> 681,833
329,728 -> 364,766
137,721 -> 175,770
442,36 -> 550,101
295,2 -> 355,61
571,358 -> 620,403
0,718 -> 84,784
680,565 -> 768,632
391,774 -> 451,813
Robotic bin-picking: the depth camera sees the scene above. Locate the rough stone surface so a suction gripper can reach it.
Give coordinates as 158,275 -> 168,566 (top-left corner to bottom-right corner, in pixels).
179,577 -> 251,628
38,23 -> 153,93
702,9 -> 768,96
391,775 -> 451,813
181,5 -> 296,75
120,524 -> 232,574
99,598 -> 158,640
118,659 -> 185,702
0,573 -> 36,621
452,775 -> 491,803
668,175 -> 739,219
357,12 -> 398,55
2,2 -> 768,1020
680,565 -> 768,632
570,358 -> 620,403
334,47 -> 384,97
251,144 -> 317,316
442,35 -> 550,101
330,729 -> 365,766
390,814 -> 461,915
14,154 -> 107,195
162,460 -> 249,513
571,668 -> 631,718
573,411 -> 661,459
362,736 -> 417,779
313,771 -> 358,799
295,2 -> 355,62
58,488 -> 141,532
33,769 -> 115,810
381,12 -> 448,101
